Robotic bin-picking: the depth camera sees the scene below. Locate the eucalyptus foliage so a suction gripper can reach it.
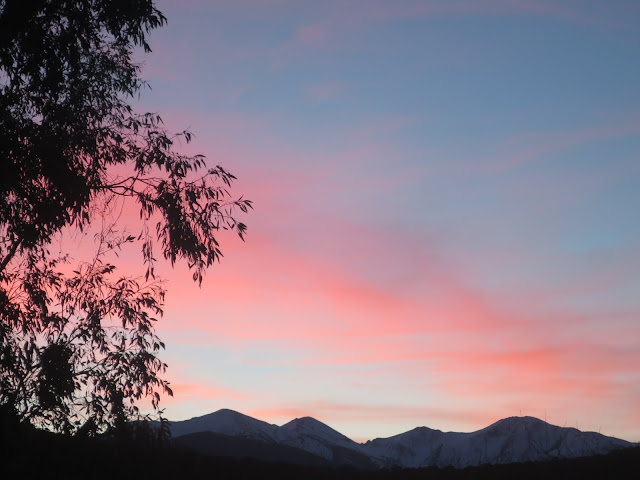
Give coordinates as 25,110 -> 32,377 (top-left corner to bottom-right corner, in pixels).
0,0 -> 251,434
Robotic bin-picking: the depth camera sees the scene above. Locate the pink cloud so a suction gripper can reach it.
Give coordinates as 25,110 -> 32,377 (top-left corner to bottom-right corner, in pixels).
168,383 -> 246,401
135,377 -> 248,417
158,214 -> 524,345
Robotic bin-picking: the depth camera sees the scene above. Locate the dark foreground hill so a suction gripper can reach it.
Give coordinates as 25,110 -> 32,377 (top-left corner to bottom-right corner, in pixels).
2,415 -> 639,480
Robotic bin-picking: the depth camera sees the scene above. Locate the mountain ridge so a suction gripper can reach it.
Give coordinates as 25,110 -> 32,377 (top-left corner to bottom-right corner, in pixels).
165,409 -> 635,469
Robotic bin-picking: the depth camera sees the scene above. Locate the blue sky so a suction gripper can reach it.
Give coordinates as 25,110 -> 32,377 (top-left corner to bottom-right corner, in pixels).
126,0 -> 640,442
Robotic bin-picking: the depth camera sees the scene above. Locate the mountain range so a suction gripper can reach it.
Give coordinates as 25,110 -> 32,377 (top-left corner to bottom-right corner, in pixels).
164,409 -> 635,469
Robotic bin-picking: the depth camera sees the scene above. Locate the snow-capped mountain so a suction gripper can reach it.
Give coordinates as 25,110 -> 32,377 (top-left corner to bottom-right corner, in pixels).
166,410 -> 634,469
273,416 -> 376,467
276,416 -> 359,458
168,408 -> 279,442
363,416 -> 633,468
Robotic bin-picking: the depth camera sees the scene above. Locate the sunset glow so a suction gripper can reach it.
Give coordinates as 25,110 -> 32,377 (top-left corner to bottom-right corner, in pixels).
118,0 -> 639,442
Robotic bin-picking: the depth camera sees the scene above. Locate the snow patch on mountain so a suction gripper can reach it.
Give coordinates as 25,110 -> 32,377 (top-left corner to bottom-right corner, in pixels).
276,416 -> 362,460
363,416 -> 633,468
166,410 -> 634,469
169,409 -> 279,442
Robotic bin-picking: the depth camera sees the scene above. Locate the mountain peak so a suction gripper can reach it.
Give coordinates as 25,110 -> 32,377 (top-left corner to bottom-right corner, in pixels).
210,408 -> 251,419
214,408 -> 236,414
166,410 -> 634,469
276,415 -> 361,461
186,408 -> 244,421
283,416 -> 328,429
413,425 -> 443,433
280,416 -> 351,441
288,416 -> 318,424
480,416 -> 559,435
169,408 -> 279,441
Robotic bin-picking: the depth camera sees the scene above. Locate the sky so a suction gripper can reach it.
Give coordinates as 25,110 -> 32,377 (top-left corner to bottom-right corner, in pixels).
116,0 -> 640,442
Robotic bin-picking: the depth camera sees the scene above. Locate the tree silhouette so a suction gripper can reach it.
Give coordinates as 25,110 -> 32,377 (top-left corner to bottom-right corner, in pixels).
0,0 -> 252,434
